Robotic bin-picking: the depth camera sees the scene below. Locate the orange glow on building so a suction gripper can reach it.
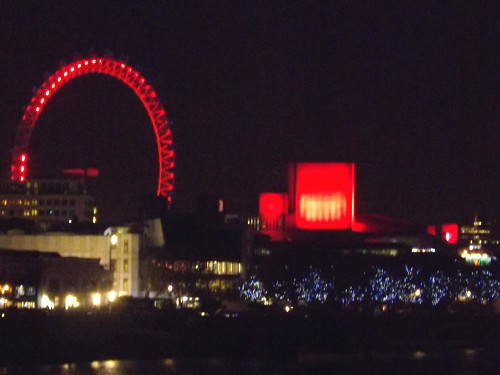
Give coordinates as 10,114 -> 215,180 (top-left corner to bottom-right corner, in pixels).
293,163 -> 354,230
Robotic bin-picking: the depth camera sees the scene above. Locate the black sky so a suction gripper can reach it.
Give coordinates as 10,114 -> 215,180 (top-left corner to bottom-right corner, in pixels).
0,1 -> 498,224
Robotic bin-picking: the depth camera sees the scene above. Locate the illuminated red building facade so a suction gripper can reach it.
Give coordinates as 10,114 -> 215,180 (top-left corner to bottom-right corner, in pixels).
290,162 -> 355,230
259,162 -> 355,235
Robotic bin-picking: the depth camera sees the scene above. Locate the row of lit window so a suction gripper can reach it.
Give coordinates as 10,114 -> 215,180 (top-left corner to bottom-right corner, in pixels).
1,209 -> 78,217
158,260 -> 243,275
342,248 -> 399,257
461,227 -> 491,234
1,198 -> 78,207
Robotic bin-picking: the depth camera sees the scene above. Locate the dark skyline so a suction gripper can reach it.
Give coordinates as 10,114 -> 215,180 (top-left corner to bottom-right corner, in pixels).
0,2 -> 498,224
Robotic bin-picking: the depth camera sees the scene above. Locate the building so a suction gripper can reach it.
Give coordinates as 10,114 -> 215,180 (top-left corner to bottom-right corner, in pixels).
0,176 -> 98,229
459,216 -> 499,250
0,249 -> 111,309
140,203 -> 247,304
0,229 -> 140,297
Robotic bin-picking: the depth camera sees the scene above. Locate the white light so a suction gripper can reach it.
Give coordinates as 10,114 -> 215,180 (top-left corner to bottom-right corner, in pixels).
65,295 -> 78,309
108,291 -> 117,303
110,234 -> 118,246
167,284 -> 173,292
41,294 -> 54,309
92,293 -> 101,306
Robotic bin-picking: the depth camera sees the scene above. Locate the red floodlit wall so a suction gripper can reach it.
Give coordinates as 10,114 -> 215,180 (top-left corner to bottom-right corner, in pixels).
259,193 -> 288,232
427,225 -> 436,236
442,223 -> 458,244
293,163 -> 355,230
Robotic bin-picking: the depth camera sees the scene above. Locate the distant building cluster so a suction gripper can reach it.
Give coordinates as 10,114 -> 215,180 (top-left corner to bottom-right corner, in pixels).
0,162 -> 498,313
0,177 -> 97,229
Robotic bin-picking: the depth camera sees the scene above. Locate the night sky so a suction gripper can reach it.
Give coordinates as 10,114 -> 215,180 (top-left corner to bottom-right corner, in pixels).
0,2 -> 498,224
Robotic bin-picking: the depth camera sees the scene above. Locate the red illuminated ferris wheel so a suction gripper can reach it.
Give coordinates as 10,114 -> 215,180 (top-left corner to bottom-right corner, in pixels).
10,56 -> 174,202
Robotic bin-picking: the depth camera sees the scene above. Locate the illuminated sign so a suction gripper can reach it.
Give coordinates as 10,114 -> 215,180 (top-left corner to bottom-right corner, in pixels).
294,163 -> 354,230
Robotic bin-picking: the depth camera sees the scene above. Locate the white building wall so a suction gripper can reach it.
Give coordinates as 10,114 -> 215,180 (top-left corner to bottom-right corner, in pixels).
0,233 -> 140,297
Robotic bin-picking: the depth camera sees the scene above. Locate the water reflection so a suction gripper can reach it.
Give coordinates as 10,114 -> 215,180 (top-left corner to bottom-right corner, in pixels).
1,350 -> 499,375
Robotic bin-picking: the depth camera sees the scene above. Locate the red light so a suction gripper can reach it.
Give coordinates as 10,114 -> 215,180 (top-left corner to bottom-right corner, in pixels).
20,154 -> 26,162
427,225 -> 436,236
259,193 -> 288,239
293,163 -> 354,230
442,223 -> 458,244
20,166 -> 24,173
260,193 -> 287,216
20,176 -> 24,182
351,221 -> 368,232
12,56 -> 175,203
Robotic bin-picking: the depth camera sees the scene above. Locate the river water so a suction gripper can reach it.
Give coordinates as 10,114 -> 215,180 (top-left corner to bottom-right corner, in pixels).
1,347 -> 499,375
